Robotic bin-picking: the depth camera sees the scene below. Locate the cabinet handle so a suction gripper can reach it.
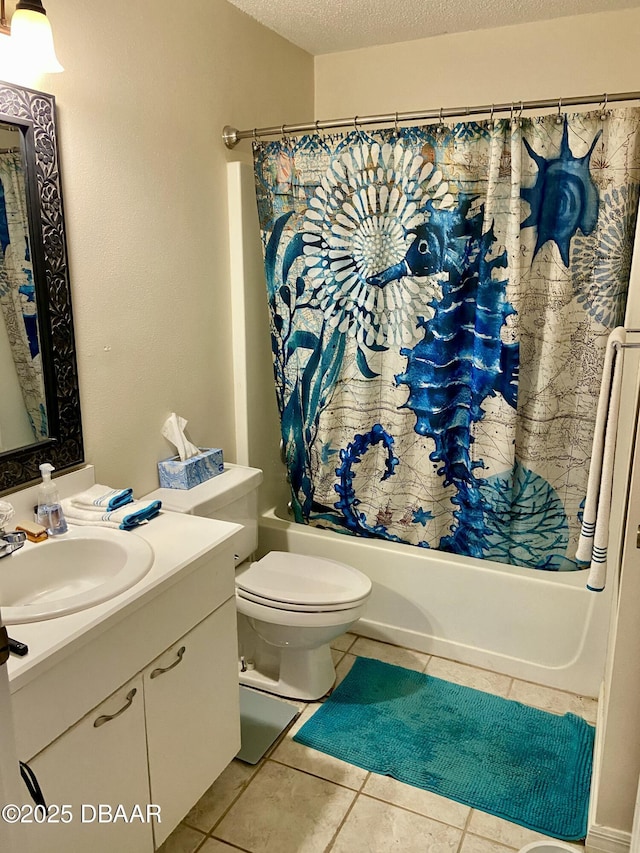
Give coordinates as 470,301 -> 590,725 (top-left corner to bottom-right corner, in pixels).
0,626 -> 9,667
93,688 -> 137,728
150,646 -> 186,679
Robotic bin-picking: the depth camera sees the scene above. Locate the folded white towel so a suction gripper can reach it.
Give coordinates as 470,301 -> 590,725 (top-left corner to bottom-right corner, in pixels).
576,326 -> 626,591
69,484 -> 134,511
61,498 -> 162,531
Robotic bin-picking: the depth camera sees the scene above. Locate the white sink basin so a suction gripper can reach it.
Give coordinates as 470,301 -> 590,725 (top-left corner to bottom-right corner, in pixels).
0,527 -> 154,624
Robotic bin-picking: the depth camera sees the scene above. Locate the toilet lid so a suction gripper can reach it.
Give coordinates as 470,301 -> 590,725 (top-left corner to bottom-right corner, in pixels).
236,551 -> 371,607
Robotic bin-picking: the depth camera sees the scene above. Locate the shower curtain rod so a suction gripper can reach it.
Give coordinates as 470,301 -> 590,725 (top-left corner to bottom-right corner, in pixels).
222,90 -> 640,148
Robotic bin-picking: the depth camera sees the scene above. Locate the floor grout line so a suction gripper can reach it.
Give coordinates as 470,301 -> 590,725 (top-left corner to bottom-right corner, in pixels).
181,826 -> 206,853
455,807 -> 475,853
323,769 -> 370,851
266,754 -> 366,793
207,831 -> 254,852
186,759 -> 267,838
262,711 -> 303,759
358,789 -> 470,832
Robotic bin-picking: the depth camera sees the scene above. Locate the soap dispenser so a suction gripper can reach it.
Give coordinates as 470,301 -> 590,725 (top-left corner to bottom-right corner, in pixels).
36,463 -> 68,535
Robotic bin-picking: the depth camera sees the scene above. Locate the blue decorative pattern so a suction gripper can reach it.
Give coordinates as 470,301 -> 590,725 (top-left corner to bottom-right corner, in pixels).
394,204 -> 519,558
571,184 -> 640,326
521,118 -> 601,266
334,423 -> 403,541
480,463 -> 570,570
253,110 -> 640,571
157,448 -> 224,490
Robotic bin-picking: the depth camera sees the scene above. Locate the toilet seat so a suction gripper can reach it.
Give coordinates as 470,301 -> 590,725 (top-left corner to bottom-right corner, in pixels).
235,551 -> 371,612
235,588 -> 369,629
236,587 -> 370,613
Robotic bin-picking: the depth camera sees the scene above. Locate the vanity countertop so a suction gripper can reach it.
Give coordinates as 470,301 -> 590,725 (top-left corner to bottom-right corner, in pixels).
5,510 -> 242,693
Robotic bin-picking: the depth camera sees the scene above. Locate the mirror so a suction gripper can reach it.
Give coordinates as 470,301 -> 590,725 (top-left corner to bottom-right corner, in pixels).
0,80 -> 82,492
0,121 -> 48,451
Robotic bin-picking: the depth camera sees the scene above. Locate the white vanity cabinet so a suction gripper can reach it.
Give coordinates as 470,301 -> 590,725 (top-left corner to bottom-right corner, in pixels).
144,598 -> 238,847
25,675 -> 152,853
10,529 -> 242,853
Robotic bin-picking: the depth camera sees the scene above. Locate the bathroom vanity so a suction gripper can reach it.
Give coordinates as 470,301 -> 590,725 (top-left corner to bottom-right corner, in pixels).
4,473 -> 242,852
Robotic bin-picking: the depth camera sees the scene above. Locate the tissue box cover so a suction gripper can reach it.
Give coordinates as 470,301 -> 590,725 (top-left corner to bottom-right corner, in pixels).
158,448 -> 224,490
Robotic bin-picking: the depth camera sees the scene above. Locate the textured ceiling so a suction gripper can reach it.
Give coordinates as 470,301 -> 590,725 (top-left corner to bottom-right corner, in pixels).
226,0 -> 640,55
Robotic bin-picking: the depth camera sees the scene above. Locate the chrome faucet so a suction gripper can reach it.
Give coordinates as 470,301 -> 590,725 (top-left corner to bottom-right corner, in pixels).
0,501 -> 25,558
0,530 -> 26,559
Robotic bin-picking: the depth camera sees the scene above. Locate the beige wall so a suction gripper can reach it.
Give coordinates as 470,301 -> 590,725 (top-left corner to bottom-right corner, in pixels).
315,8 -> 640,117
2,0 -> 313,495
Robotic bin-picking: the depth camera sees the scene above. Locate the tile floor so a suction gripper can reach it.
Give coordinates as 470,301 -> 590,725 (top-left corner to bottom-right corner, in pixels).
158,633 -> 597,853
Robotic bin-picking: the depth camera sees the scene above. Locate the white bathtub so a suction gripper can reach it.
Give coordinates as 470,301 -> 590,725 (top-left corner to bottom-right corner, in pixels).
258,505 -> 612,698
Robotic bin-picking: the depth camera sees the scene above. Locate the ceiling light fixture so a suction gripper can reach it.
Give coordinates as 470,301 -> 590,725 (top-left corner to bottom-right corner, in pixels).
1,0 -> 63,73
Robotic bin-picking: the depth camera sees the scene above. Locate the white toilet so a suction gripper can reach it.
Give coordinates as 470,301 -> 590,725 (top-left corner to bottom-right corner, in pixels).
147,464 -> 371,700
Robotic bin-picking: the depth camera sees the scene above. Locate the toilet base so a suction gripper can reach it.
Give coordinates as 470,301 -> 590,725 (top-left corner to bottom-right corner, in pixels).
239,642 -> 336,701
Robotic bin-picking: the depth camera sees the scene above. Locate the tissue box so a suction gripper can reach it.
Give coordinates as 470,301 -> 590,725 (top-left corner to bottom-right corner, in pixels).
158,448 -> 224,490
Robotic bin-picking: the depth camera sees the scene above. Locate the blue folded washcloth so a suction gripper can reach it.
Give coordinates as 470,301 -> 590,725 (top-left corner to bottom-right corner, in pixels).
117,500 -> 162,531
69,484 -> 134,511
60,498 -> 162,531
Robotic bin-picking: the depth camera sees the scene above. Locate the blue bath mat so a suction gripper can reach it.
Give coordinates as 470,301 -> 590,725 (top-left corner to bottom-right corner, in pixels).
294,657 -> 594,840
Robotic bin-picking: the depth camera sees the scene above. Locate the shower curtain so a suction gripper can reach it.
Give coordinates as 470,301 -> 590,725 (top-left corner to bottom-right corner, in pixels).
252,108 -> 640,571
0,149 -> 47,440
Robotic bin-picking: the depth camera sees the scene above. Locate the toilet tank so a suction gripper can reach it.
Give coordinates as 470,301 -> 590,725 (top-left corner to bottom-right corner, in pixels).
145,464 -> 263,563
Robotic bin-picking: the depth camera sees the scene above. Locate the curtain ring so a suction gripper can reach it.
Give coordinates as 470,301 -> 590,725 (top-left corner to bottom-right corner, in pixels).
394,111 -> 399,135
354,115 -> 359,133
600,93 -> 608,121
509,102 -> 514,127
253,128 -> 258,141
436,106 -> 444,134
315,119 -> 322,138
487,104 -> 495,129
556,98 -> 563,124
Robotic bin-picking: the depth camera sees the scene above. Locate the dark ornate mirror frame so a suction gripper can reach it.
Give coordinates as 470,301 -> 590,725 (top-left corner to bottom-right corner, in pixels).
0,79 -> 82,492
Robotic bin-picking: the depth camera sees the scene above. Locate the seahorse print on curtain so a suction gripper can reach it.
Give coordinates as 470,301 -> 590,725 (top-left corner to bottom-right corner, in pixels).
252,109 -> 640,571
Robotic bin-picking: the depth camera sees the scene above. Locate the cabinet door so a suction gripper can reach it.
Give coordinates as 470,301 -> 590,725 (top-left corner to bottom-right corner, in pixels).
24,675 -> 153,853
144,598 -> 240,847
